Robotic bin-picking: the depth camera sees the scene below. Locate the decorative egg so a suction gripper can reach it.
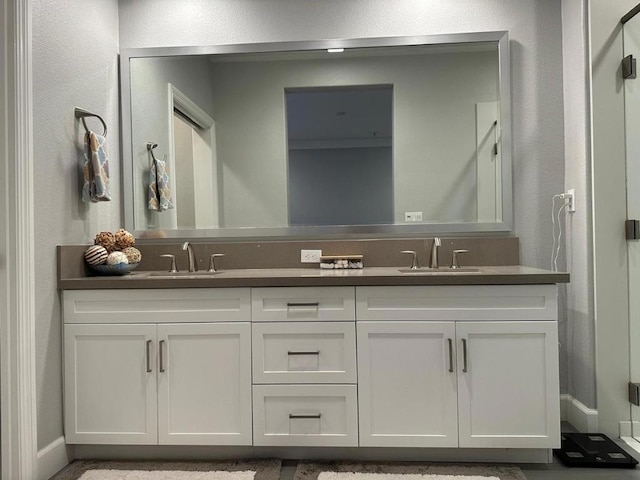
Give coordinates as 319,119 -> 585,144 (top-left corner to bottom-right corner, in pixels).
94,231 -> 116,252
114,228 -> 135,250
122,246 -> 142,264
84,245 -> 108,265
106,251 -> 129,265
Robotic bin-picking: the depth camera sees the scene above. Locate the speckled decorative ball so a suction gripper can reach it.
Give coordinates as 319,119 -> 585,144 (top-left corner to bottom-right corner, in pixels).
114,228 -> 135,250
106,251 -> 129,265
94,231 -> 116,252
122,246 -> 142,264
84,245 -> 108,265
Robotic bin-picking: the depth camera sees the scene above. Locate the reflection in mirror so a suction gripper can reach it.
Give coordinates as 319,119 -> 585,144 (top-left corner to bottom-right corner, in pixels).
286,85 -> 394,226
121,32 -> 511,238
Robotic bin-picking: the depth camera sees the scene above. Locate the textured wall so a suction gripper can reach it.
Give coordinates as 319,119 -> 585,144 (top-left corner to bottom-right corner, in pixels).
32,0 -> 120,449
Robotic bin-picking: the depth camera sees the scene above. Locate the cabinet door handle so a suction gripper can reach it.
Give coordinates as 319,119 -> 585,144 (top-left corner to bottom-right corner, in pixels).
146,339 -> 152,373
289,413 -> 322,419
462,338 -> 468,373
159,340 -> 166,373
447,338 -> 454,373
288,350 -> 320,356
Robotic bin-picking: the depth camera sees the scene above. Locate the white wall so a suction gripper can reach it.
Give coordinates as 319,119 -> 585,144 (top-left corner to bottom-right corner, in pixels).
32,0 -> 120,450
589,0 -> 639,437
561,0 -> 595,410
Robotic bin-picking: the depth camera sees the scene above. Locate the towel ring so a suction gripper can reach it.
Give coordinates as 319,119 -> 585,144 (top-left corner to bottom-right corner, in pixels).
75,107 -> 107,137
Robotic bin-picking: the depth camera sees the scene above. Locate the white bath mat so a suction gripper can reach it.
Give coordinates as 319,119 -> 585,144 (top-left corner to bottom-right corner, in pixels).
53,459 -> 281,480
317,473 -> 499,480
79,470 -> 255,480
295,462 -> 526,480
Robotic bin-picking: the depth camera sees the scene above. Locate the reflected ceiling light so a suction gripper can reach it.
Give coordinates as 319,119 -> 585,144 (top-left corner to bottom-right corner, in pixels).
327,48 -> 344,53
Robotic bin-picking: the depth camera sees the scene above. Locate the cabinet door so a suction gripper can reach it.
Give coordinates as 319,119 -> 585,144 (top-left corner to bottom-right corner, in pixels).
357,322 -> 458,447
64,324 -> 157,444
157,323 -> 252,445
456,321 -> 560,448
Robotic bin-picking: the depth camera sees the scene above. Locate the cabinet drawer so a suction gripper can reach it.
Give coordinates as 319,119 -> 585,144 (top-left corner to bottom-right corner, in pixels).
252,384 -> 358,446
252,322 -> 357,384
252,287 -> 355,321
63,289 -> 251,323
356,285 -> 557,321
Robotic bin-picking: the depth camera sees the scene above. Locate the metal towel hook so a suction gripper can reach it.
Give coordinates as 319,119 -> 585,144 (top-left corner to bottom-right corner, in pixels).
147,142 -> 160,164
74,107 -> 107,137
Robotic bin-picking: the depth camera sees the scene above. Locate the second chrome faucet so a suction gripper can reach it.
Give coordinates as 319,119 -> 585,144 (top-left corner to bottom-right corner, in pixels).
428,237 -> 441,269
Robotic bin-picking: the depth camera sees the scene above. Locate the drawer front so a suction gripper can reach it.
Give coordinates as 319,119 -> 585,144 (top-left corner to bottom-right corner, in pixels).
252,287 -> 355,322
356,285 -> 557,321
252,384 -> 358,446
252,322 -> 357,384
63,289 -> 251,323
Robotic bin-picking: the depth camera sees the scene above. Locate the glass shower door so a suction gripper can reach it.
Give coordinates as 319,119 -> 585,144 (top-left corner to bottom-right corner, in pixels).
623,10 -> 640,441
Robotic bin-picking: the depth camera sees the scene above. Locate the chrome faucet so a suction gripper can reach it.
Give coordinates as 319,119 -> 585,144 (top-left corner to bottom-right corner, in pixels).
428,237 -> 441,269
182,241 -> 198,272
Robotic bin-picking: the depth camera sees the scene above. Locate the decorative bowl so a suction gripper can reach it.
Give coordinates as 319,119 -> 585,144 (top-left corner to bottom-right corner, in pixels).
87,262 -> 139,276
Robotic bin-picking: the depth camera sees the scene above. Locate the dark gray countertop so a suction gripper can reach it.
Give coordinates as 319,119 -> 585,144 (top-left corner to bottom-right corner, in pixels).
58,265 -> 569,290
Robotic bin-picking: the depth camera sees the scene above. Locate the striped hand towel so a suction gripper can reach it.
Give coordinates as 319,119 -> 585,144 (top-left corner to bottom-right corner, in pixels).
81,131 -> 111,202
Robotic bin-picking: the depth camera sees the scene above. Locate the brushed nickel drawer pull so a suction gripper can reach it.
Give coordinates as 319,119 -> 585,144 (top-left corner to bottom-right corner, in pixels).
146,340 -> 152,373
462,338 -> 468,373
289,413 -> 322,419
288,350 -> 320,355
159,340 -> 166,372
447,338 -> 454,373
286,302 -> 320,308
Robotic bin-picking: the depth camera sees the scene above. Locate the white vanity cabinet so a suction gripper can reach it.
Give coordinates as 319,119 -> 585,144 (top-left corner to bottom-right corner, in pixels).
63,289 -> 252,445
356,285 -> 560,449
61,282 -> 562,455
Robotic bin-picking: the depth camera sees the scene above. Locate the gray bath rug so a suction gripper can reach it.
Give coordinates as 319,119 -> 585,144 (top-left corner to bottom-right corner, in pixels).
52,459 -> 281,480
293,461 -> 527,480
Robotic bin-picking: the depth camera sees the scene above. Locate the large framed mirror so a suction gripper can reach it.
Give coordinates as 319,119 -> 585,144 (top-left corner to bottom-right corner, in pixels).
120,31 -> 512,239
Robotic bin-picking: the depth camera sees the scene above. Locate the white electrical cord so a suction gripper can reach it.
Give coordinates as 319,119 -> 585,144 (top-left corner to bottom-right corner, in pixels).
551,194 -> 569,271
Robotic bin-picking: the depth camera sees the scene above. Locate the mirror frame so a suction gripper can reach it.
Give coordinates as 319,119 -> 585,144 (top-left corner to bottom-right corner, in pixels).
120,31 -> 512,240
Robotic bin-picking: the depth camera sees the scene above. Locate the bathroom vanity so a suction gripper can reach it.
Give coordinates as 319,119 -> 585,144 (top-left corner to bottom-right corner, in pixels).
58,247 -> 567,462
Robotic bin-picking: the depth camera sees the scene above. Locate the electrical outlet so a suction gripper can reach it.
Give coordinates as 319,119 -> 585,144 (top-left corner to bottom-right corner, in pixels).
405,211 -> 423,222
300,249 -> 322,263
566,189 -> 575,213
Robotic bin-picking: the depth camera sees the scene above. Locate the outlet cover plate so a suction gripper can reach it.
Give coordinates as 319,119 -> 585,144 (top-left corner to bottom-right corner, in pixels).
301,249 -> 322,263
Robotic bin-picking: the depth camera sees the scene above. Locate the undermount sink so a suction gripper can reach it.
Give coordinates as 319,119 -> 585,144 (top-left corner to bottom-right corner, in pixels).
145,270 -> 223,278
398,267 -> 481,274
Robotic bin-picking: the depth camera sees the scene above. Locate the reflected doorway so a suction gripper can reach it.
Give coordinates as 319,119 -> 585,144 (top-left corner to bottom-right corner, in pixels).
169,84 -> 219,229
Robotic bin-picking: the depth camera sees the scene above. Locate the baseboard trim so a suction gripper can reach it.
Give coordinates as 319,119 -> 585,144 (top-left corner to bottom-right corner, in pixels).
560,394 -> 598,432
37,436 -> 72,480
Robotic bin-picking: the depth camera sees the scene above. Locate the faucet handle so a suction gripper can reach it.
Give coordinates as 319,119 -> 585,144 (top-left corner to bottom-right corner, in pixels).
450,249 -> 469,269
160,254 -> 178,273
208,253 -> 225,272
401,250 -> 420,270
